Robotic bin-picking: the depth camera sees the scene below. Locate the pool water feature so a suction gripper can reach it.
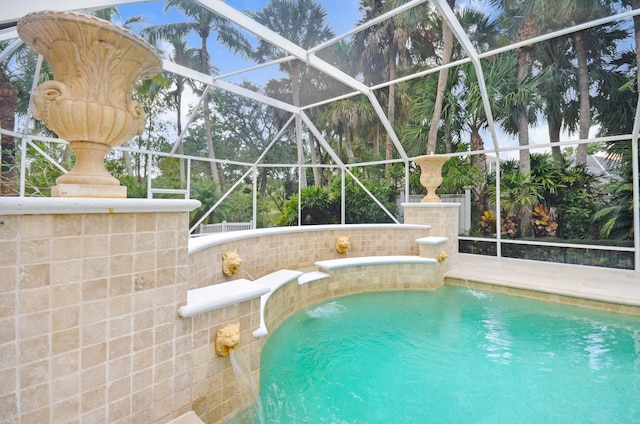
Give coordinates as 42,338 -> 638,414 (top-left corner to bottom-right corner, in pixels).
228,350 -> 265,424
230,286 -> 640,423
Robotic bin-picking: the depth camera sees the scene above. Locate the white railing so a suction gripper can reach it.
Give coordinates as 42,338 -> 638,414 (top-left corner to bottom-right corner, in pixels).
194,220 -> 254,235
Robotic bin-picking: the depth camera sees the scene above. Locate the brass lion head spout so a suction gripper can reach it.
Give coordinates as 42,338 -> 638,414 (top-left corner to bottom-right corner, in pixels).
335,235 -> 350,254
222,249 -> 242,277
215,323 -> 240,356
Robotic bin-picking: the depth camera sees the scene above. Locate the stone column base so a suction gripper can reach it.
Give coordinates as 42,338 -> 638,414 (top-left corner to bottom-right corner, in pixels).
52,183 -> 127,198
403,202 -> 460,258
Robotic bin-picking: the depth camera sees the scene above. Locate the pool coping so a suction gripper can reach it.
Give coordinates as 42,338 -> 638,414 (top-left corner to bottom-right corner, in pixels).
447,254 -> 640,315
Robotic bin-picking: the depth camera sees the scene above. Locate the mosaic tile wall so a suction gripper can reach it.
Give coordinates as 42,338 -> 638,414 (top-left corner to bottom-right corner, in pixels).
2,211 -> 449,424
189,226 -> 433,291
403,203 -> 459,258
0,211 -> 200,423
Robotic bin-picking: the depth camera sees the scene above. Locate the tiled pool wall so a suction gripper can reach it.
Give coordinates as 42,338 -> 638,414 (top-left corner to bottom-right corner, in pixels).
1,200 -> 457,424
188,225 -> 433,288
187,224 -> 437,422
1,210 -> 192,423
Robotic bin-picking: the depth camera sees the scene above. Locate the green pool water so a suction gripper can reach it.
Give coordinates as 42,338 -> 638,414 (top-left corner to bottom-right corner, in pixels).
233,286 -> 640,423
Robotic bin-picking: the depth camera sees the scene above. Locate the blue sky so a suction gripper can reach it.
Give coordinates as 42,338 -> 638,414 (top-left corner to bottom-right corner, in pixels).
117,0 -> 363,85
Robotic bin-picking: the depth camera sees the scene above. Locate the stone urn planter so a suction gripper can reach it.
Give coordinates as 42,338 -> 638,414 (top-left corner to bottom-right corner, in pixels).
17,10 -> 162,198
414,154 -> 451,203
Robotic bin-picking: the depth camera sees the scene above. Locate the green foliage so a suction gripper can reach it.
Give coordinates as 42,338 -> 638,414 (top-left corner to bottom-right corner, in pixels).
189,179 -> 228,228
592,176 -> 634,240
557,191 -> 601,239
119,175 -> 147,199
277,185 -> 338,226
337,176 -> 397,224
20,142 -> 66,197
277,174 -> 398,226
440,154 -> 483,194
487,161 -> 542,215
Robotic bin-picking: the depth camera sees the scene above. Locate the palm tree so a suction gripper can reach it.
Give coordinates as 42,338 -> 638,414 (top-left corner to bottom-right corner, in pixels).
321,96 -> 375,163
490,0 -> 558,176
426,0 -> 456,156
252,0 -> 334,188
489,0 -> 559,237
143,0 -> 251,192
145,33 -> 199,186
353,0 -> 414,169
558,0 -> 617,165
534,36 -> 577,162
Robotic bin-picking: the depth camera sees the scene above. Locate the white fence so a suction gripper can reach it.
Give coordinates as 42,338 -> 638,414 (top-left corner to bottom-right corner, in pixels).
195,221 -> 253,235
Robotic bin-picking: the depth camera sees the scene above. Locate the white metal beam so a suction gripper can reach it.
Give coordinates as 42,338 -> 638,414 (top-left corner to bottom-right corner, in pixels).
162,60 -> 299,114
432,0 -> 500,153
366,93 -> 410,163
195,0 -> 371,95
308,0 -> 428,54
301,112 -> 400,224
631,89 -> 640,272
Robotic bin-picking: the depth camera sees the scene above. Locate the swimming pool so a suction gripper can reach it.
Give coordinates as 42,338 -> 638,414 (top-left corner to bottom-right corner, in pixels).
234,286 -> 640,423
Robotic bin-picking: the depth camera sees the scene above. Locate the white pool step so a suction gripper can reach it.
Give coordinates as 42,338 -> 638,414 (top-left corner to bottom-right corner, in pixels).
298,271 -> 330,285
315,255 -> 436,270
253,270 -> 304,338
179,279 -> 269,318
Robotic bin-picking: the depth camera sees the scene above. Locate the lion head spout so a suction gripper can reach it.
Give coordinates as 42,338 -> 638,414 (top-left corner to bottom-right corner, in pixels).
335,236 -> 350,254
222,249 -> 242,277
215,323 -> 240,356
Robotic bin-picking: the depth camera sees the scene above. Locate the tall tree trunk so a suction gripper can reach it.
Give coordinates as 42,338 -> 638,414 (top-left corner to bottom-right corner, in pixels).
124,151 -> 133,175
444,121 -> 452,154
470,128 -> 486,175
516,39 -> 534,238
203,100 -> 220,190
346,128 -> 355,163
426,0 -> 455,155
549,114 -> 562,162
385,37 -> 397,173
259,167 -> 268,197
573,30 -> 590,166
0,81 -> 18,195
199,32 -> 220,192
309,129 -> 320,186
516,48 -> 532,176
291,63 -> 307,189
373,124 -> 380,155
470,127 -> 487,213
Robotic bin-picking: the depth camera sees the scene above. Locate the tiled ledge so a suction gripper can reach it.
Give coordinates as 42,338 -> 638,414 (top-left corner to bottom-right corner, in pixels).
315,255 -> 437,270
188,223 -> 432,254
179,280 -> 269,317
0,196 -> 201,214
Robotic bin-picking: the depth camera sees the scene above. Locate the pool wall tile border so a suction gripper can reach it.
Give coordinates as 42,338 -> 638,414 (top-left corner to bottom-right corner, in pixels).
445,278 -> 640,316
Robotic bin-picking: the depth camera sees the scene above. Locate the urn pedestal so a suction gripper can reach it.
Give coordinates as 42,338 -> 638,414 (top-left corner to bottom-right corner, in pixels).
17,10 -> 162,198
414,154 -> 451,203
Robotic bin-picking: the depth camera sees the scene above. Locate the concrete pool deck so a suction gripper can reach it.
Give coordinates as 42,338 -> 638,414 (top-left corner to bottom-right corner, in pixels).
447,254 -> 640,313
